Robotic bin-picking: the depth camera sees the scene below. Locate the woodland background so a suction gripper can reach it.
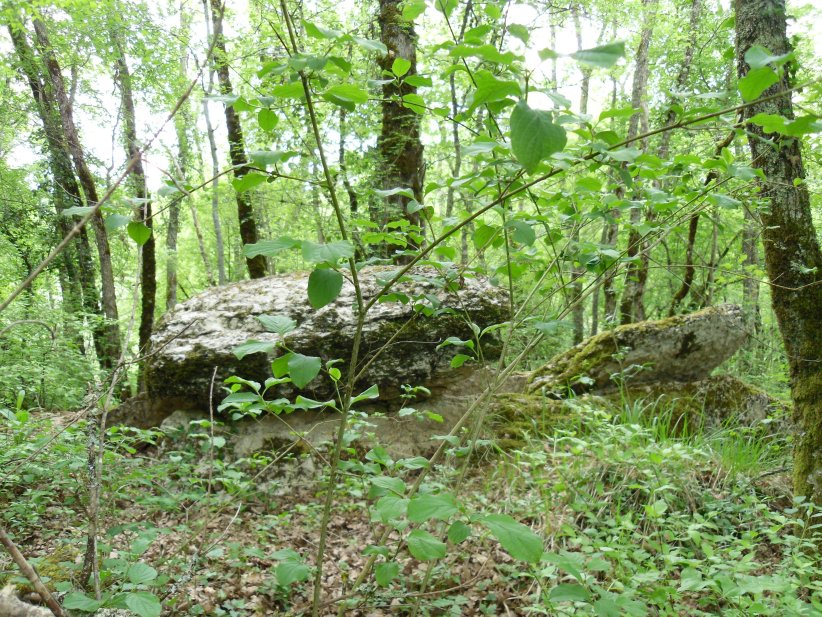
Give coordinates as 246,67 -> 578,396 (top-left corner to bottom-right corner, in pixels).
0,0 -> 821,614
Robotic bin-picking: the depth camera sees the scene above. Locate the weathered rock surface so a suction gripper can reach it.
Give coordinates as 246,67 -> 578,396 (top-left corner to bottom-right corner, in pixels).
143,267 -> 507,421
527,304 -> 747,396
156,367 -> 520,459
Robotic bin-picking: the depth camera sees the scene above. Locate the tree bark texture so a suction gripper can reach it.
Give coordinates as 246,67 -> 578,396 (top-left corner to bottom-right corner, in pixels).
8,21 -> 109,363
208,0 -> 266,279
113,39 -> 155,378
618,0 -> 658,325
32,18 -> 122,368
736,0 -> 822,504
376,0 -> 425,254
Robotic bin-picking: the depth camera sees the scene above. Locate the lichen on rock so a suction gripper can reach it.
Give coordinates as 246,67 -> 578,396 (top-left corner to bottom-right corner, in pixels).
527,304 -> 747,396
131,267 -> 507,427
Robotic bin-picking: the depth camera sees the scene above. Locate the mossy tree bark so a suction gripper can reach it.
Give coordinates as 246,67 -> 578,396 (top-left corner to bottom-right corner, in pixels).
208,0 -> 267,279
735,0 -> 822,504
617,0 -> 658,325
33,18 -> 123,369
7,22 -> 103,358
113,34 -> 155,385
376,0 -> 425,259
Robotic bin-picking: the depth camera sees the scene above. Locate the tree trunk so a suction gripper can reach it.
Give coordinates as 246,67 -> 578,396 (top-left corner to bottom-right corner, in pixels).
736,0 -> 822,504
741,206 -> 761,333
618,0 -> 658,325
112,36 -> 155,380
376,0 -> 425,258
7,23 -> 103,358
208,0 -> 267,279
32,18 -> 122,368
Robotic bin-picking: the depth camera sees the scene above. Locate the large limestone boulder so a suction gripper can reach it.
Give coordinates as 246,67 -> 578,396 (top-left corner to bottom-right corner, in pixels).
143,267 -> 507,418
527,305 -> 747,396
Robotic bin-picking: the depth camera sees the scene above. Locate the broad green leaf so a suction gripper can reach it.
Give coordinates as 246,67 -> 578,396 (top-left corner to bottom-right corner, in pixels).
709,193 -> 742,209
402,0 -> 426,20
62,206 -> 95,217
302,240 -> 355,263
738,66 -> 779,101
374,494 -> 408,523
406,529 -> 447,561
392,57 -> 411,76
481,513 -> 543,563
748,113 -> 822,136
249,150 -> 299,167
270,82 -> 306,99
450,44 -> 517,65
510,100 -> 567,172
508,219 -> 536,245
402,93 -> 426,114
127,221 -> 152,246
232,340 -> 277,360
322,84 -> 370,111
303,20 -> 342,39
508,24 -> 529,43
375,561 -> 400,587
125,592 -> 162,617
744,44 -> 792,69
276,561 -> 311,586
127,562 -> 158,584
433,0 -> 458,17
243,237 -> 301,258
570,41 -> 625,68
104,213 -> 130,232
352,384 -> 380,403
542,551 -> 585,581
550,583 -> 591,603
287,354 -> 322,388
447,520 -> 471,544
471,70 -> 521,108
257,315 -> 297,335
608,147 -> 641,162
232,173 -> 267,193
473,224 -> 500,249
350,35 -> 388,55
539,48 -> 559,61
293,395 -> 334,409
450,354 -> 473,368
257,108 -> 278,131
370,475 -> 407,497
374,186 -> 415,198
404,74 -> 433,87
63,593 -> 104,612
307,268 -> 344,309
407,493 -> 459,523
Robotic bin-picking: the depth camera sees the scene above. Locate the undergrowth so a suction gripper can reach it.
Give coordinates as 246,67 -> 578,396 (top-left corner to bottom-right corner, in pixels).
1,396 -> 820,616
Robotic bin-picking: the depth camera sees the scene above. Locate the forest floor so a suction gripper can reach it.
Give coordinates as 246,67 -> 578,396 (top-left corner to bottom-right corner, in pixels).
2,402 -> 821,616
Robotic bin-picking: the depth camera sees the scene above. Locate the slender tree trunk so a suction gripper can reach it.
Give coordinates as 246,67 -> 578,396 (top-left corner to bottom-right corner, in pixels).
32,18 -> 122,368
570,5 -> 591,344
376,0 -> 425,259
28,19 -> 120,368
736,0 -> 822,504
208,0 -> 266,279
7,23 -> 102,357
112,37 -> 155,380
741,206 -> 761,333
201,2 -> 226,285
203,96 -> 227,285
618,0 -> 658,325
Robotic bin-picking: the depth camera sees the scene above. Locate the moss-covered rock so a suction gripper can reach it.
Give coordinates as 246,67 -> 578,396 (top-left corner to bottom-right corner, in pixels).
527,305 -> 747,396
488,392 -> 581,449
599,375 -> 790,432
